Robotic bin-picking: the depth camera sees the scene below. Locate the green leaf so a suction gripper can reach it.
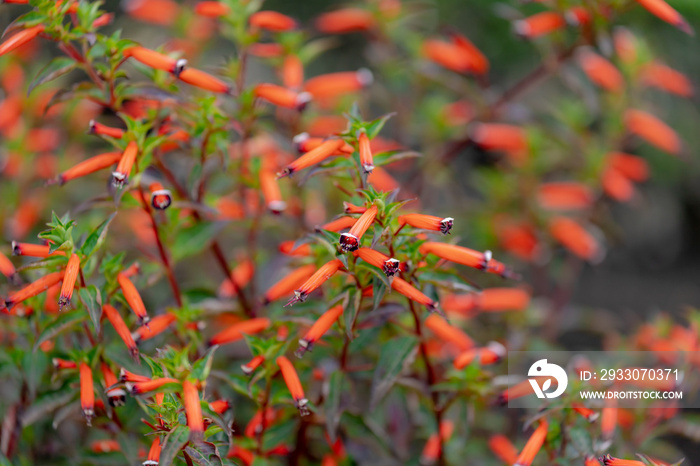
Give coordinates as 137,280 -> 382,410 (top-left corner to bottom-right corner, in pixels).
190,346 -> 218,382
159,426 -> 190,466
172,222 -> 226,261
325,371 -> 344,442
365,112 -> 396,139
79,212 -> 117,260
343,288 -> 361,340
372,276 -> 387,311
28,56 -> 77,96
185,442 -> 223,466
370,335 -> 418,409
33,310 -> 86,352
79,286 -> 102,336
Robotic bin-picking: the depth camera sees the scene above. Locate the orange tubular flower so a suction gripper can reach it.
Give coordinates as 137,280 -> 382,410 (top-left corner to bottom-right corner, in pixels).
419,242 -> 516,278
303,69 -> 373,100
124,0 -> 179,26
127,377 -> 179,395
613,28 -> 638,63
119,368 -> 150,384
398,214 -> 453,235
0,251 -> 16,280
286,259 -> 344,306
296,304 -> 344,356
241,355 -> 265,375
53,151 -> 122,185
278,139 -> 344,178
343,202 -> 367,214
263,265 -> 316,304
549,217 -> 602,262
600,455 -> 645,466
52,358 -> 77,370
358,131 -> 374,174
245,408 -> 276,437
101,362 -> 126,407
353,248 -> 401,277
208,317 -> 271,346
625,109 -> 681,155
340,205 -> 377,252
293,133 -> 354,154
424,314 -> 474,350
420,420 -> 454,464
260,167 -> 286,213
12,242 -> 63,258
117,272 -> 150,326
601,402 -> 617,439
112,141 -> 138,187
0,25 -> 44,57
319,216 -> 357,233
422,39 -> 482,74
566,6 -> 592,26
132,312 -> 176,342
315,8 -> 376,34
80,363 -> 95,425
453,342 -> 506,368
183,380 -> 204,442
123,46 -> 185,76
102,304 -> 140,359
513,12 -> 566,38
249,11 -> 297,31
497,378 -> 541,405
536,182 -> 594,211
572,403 -> 599,422
89,120 -> 125,139
194,1 -> 230,18
227,446 -> 255,464
602,167 -> 635,202
278,241 -> 311,256
4,271 -> 63,309
640,62 -> 694,97
143,437 -> 162,466
254,83 -> 312,110
634,0 -> 692,34
59,253 -> 80,310
514,420 -> 548,466
447,32 -> 489,74
208,399 -> 230,414
577,48 -> 624,92
149,182 -> 172,210
91,439 -> 120,453
276,356 -> 309,415
93,12 -> 114,28
178,68 -> 231,94
488,435 -> 518,465
391,277 -> 439,312
470,123 -> 527,159
608,152 -> 649,182
585,455 -> 602,466
282,54 -> 304,90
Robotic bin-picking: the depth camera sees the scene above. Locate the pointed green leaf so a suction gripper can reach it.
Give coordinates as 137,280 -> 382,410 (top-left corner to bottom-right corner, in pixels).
79,285 -> 102,336
160,426 -> 191,466
370,335 -> 418,409
325,371 -> 344,442
33,310 -> 86,352
28,57 -> 77,96
79,212 -> 117,260
190,345 -> 218,382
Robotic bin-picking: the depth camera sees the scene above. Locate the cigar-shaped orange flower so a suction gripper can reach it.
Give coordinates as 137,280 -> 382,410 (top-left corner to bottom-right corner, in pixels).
263,264 -> 316,304
227,446 -> 255,464
565,6 -> 592,26
391,277 -> 439,312
4,271 -> 63,309
537,182 -> 594,211
59,253 -> 80,310
514,12 -> 566,38
420,420 -> 454,464
549,217 -> 601,262
470,123 -> 527,156
572,403 -> 599,422
208,317 -> 271,345
53,151 -> 122,185
101,362 -> 126,407
143,437 -> 162,466
353,248 -> 401,277
585,455 -> 602,466
149,182 -> 172,210
576,48 -> 624,92
208,399 -> 230,414
293,133 -> 354,154
488,435 -> 518,464
12,242 -> 64,258
449,32 -> 489,74
254,84 -> 312,110
242,355 -> 265,375
625,109 -> 681,155
52,358 -> 77,370
124,46 -> 185,76
278,139 -> 344,178
443,287 -> 531,315
358,131 -> 374,174
249,11 -> 297,31
124,0 -> 179,25
183,380 -> 204,442
245,407 -> 277,437
514,420 -> 548,466
602,167 -> 635,202
93,12 -> 114,28
80,362 -> 95,425
260,167 -> 286,213
0,24 -> 44,57
340,204 -> 377,252
286,259 -> 344,306
91,439 -> 120,453
278,241 -> 311,256
178,68 -> 231,93
419,242 -> 516,278
249,43 -> 284,58
303,69 -> 373,100
315,8 -> 375,34
634,0 -> 692,34
343,202 -> 367,214
398,214 -> 453,234
424,314 -> 474,350
89,120 -> 124,139
0,251 -> 15,280
319,216 -> 357,233
276,356 -> 309,415
640,62 -> 694,97
422,40 -> 478,74
453,342 -> 505,368
601,402 -> 617,439
194,1 -> 230,18
600,455 -> 645,466
607,153 -> 649,182
102,304 -> 139,359
119,368 -> 151,383
613,28 -> 638,63
282,54 -> 304,90
112,141 -> 138,187
132,312 -> 176,342
117,272 -> 150,326
127,377 -> 179,395
296,304 -> 343,356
